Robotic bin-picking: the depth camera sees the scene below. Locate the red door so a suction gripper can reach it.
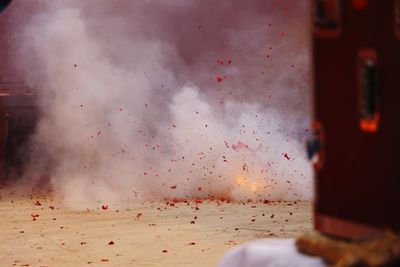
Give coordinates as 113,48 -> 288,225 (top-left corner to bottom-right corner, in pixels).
312,0 -> 400,238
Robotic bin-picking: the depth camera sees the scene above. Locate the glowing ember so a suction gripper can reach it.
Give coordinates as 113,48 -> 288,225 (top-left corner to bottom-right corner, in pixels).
251,183 -> 257,192
236,176 -> 247,186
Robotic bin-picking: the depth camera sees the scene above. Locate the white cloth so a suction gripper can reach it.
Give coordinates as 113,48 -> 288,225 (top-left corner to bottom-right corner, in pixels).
217,238 -> 326,267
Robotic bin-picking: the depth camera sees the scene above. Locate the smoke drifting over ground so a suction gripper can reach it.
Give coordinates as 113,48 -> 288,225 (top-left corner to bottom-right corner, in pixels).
9,0 -> 312,207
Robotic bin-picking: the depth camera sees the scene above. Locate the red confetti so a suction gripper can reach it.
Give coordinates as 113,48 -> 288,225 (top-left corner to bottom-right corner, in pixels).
215,76 -> 225,82
102,204 -> 109,210
31,213 -> 39,221
232,141 -> 249,151
283,153 -> 290,160
170,185 -> 177,189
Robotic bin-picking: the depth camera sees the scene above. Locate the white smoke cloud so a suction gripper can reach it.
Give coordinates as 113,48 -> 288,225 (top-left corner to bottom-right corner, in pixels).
8,0 -> 312,208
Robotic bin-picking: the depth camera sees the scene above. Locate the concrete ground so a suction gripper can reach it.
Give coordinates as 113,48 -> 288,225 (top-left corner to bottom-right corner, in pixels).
0,186 -> 312,267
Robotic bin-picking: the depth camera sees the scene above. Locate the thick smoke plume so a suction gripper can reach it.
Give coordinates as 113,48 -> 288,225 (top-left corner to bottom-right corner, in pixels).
7,0 -> 312,207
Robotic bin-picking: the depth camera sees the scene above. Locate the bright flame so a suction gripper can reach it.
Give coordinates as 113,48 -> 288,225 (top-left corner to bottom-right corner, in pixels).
235,176 -> 257,193
251,183 -> 257,192
236,176 -> 247,186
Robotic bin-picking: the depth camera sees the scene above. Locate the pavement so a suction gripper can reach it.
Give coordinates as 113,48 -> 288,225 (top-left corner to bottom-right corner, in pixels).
0,185 -> 312,267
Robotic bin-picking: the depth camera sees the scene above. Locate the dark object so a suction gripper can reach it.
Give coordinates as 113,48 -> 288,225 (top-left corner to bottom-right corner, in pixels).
314,0 -> 342,38
0,89 -> 38,183
0,0 -> 12,12
306,124 -> 324,161
306,138 -> 322,160
312,0 -> 400,239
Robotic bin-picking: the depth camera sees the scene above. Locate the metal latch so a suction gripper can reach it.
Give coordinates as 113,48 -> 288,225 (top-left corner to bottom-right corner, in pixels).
306,121 -> 325,171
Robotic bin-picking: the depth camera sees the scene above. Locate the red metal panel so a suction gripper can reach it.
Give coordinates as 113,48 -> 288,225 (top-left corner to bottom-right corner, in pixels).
313,0 -> 400,238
